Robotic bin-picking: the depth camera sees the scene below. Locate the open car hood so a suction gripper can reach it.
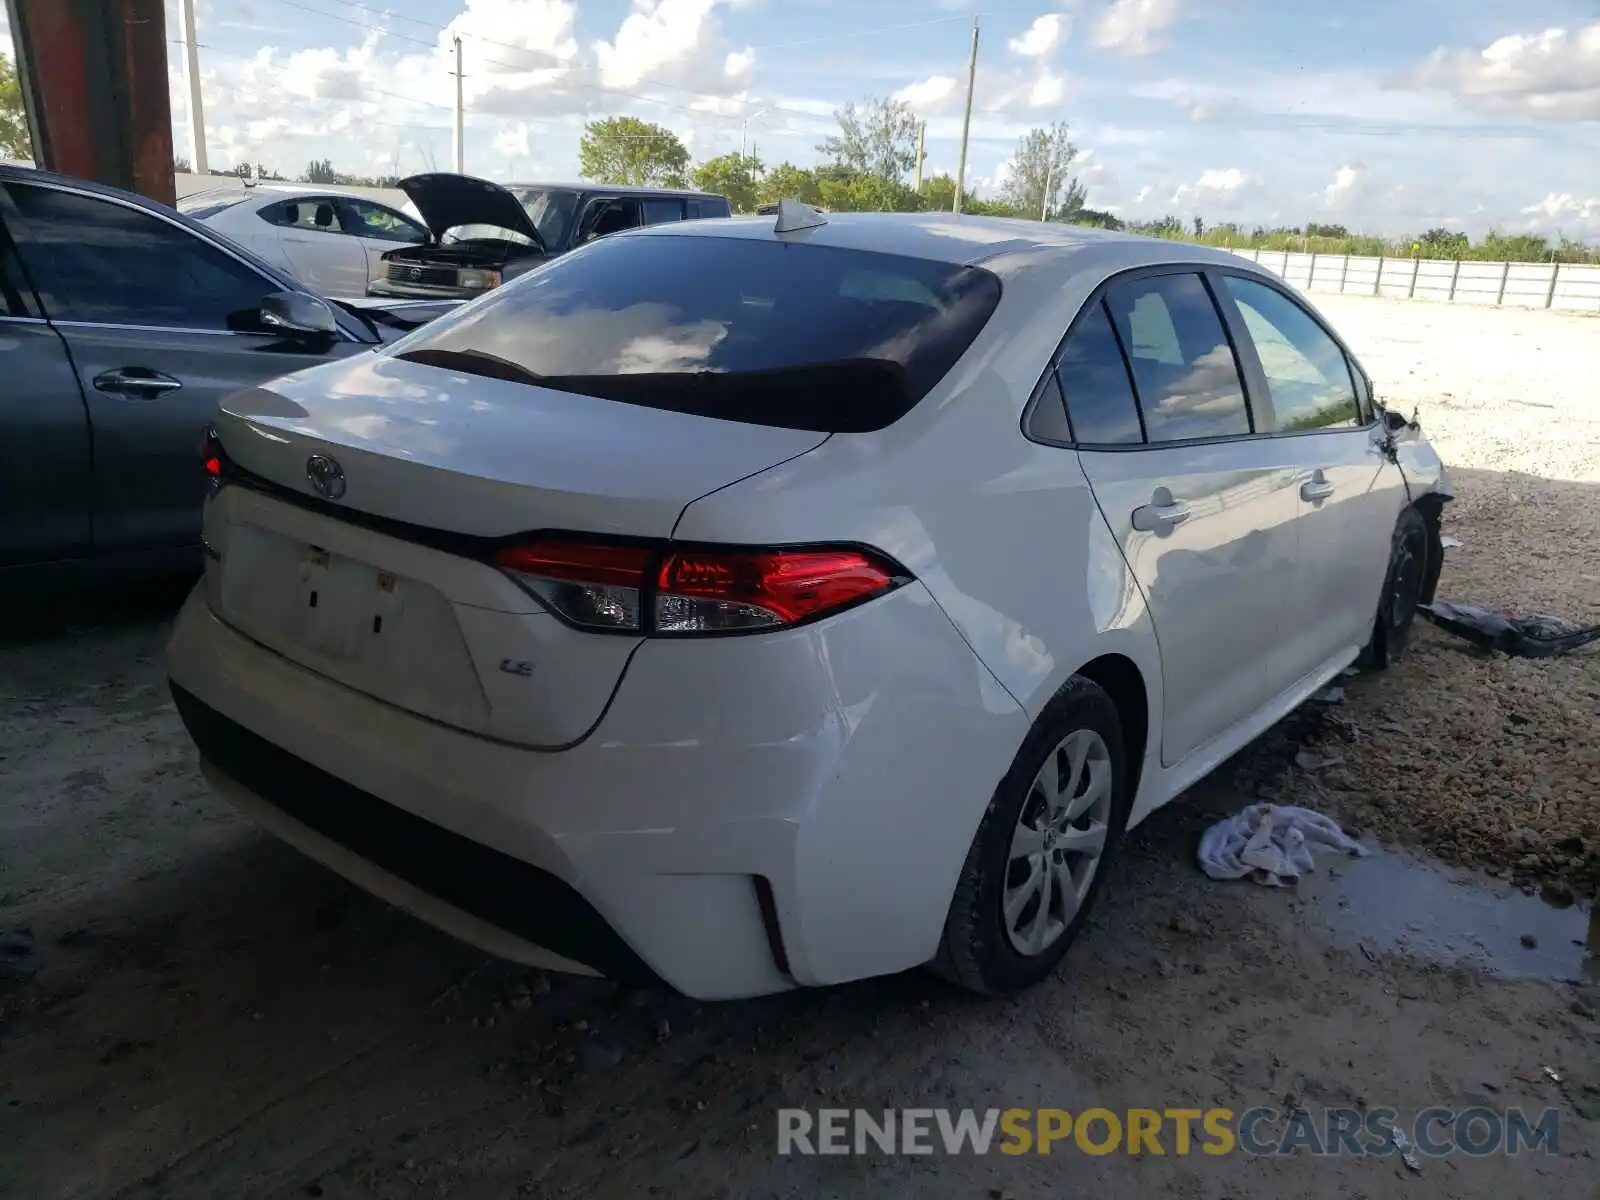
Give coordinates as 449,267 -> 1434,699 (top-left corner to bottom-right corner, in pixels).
396,173 -> 544,247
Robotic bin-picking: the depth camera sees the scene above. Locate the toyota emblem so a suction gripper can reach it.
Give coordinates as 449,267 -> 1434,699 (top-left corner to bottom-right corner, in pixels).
408,266 -> 423,281
305,453 -> 346,500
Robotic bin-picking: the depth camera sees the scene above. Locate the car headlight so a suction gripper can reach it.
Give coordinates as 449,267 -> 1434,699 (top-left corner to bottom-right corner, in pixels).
457,269 -> 502,289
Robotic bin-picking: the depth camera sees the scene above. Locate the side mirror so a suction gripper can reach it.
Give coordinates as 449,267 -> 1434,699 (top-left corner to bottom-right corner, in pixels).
1382,408 -> 1410,434
261,291 -> 337,338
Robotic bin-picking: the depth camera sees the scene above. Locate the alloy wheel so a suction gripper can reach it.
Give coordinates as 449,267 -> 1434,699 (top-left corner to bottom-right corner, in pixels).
1002,728 -> 1113,956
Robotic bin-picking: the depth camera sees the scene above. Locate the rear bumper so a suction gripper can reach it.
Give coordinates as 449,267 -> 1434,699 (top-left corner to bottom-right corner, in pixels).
165,583 -> 1027,999
172,683 -> 663,985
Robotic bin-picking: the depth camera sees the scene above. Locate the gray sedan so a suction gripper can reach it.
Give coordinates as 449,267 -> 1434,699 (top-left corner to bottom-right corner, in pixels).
0,165 -> 457,594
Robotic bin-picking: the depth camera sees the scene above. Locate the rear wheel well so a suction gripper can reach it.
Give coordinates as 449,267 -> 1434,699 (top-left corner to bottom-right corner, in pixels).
1076,654 -> 1149,804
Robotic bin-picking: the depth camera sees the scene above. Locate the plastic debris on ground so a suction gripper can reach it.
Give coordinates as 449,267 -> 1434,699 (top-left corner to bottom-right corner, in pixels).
1197,804 -> 1368,887
1311,685 -> 1346,704
1418,600 -> 1600,658
1439,535 -> 1463,549
1391,1126 -> 1423,1172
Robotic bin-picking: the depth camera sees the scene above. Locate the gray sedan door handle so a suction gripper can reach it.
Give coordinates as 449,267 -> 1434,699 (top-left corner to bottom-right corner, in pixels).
93,368 -> 183,398
1300,473 -> 1336,502
1131,489 -> 1192,532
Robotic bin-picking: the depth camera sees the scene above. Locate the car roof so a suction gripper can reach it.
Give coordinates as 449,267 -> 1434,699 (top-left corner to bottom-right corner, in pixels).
506,181 -> 726,200
629,209 -> 1245,270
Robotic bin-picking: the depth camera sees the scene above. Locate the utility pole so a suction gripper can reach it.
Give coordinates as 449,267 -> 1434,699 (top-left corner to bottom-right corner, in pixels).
914,121 -> 926,192
740,109 -> 768,167
953,18 -> 979,213
180,0 -> 208,174
1041,163 -> 1053,221
452,36 -> 464,173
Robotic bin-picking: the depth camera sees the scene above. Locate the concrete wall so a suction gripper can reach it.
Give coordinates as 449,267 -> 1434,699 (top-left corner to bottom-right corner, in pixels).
174,171 -> 412,212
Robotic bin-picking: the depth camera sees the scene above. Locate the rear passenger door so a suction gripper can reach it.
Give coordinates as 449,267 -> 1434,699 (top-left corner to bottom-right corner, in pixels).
1051,269 -> 1302,767
0,213 -> 92,568
259,197 -> 369,295
1214,273 -> 1407,677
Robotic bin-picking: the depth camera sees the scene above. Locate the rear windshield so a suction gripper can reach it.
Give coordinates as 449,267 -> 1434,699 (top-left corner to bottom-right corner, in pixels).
388,233 -> 1002,432
177,191 -> 250,220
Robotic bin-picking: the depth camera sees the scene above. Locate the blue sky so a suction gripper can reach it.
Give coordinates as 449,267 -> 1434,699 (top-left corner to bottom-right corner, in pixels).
3,0 -> 1598,236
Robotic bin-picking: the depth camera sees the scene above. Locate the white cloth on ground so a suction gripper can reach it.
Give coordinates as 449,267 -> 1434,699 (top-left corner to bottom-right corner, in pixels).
1197,803 -> 1367,886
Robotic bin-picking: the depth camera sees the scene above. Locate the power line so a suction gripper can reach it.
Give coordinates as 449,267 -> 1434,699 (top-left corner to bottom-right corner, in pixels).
172,39 -> 455,122
284,0 -> 863,123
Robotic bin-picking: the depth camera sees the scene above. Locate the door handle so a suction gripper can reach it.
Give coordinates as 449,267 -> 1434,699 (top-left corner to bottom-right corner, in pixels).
93,368 -> 183,398
1300,473 -> 1336,502
1131,489 -> 1192,533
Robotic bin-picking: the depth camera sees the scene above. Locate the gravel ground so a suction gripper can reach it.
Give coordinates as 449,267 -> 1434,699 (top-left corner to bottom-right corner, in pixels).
1238,296 -> 1600,903
1,295 -> 1597,1199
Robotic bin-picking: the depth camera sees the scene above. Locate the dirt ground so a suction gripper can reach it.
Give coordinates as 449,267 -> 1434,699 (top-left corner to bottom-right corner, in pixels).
2,296 -> 1598,1199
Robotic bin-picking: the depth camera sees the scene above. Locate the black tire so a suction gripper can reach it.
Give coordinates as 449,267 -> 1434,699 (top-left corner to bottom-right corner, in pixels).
930,676 -> 1130,996
1360,504 -> 1432,669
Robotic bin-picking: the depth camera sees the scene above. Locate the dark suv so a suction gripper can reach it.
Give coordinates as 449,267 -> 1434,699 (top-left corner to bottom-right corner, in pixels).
369,174 -> 733,300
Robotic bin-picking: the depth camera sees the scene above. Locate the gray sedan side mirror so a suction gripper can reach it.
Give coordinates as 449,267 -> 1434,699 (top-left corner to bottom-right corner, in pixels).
260,291 -> 338,337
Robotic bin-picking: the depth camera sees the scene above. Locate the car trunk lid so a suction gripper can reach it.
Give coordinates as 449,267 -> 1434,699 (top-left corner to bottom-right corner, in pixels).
203,352 -> 828,747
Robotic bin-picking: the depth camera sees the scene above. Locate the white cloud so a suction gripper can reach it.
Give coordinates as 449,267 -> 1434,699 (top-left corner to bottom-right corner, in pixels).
1403,22 -> 1600,120
1133,185 -> 1153,204
1028,70 -> 1067,108
446,0 -> 580,71
1008,14 -> 1066,58
594,0 -> 719,90
1092,0 -> 1182,57
1321,162 -> 1365,209
724,47 -> 754,77
895,75 -> 958,112
493,123 -> 531,158
1521,192 -> 1599,222
1172,166 -> 1254,208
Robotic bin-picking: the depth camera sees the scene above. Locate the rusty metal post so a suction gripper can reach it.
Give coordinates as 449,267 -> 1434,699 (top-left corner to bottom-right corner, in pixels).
4,0 -> 175,204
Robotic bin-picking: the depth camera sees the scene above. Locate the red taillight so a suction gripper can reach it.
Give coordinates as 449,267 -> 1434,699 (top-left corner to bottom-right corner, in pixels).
200,426 -> 223,478
656,549 -> 895,629
492,538 -> 904,635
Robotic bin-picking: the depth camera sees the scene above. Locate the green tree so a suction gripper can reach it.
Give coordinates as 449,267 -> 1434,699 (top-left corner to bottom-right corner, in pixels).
920,173 -> 957,212
998,123 -> 1085,221
1071,208 -> 1124,230
692,152 -> 762,212
1418,227 -> 1469,259
303,158 -> 339,184
580,117 -> 689,187
817,96 -> 919,183
757,162 -> 824,207
816,170 -> 922,213
1,54 -> 32,161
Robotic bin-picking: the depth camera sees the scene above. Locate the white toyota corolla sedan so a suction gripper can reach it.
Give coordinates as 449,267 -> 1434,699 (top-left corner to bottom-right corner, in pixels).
166,205 -> 1451,1000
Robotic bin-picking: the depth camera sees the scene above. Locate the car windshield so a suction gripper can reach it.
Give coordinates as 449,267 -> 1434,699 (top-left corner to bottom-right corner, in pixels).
388,233 -> 1002,432
442,224 -> 537,246
516,188 -> 581,251
177,191 -> 250,220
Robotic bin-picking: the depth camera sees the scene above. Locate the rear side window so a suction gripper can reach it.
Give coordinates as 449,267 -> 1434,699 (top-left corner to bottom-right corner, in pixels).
640,198 -> 685,226
260,198 -> 341,234
1104,273 -> 1251,443
390,234 -> 1002,432
1056,301 -> 1143,444
1222,276 -> 1359,431
698,197 -> 732,218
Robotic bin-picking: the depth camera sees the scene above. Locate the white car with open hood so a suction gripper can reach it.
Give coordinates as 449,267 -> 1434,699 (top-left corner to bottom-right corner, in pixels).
165,205 -> 1452,1000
